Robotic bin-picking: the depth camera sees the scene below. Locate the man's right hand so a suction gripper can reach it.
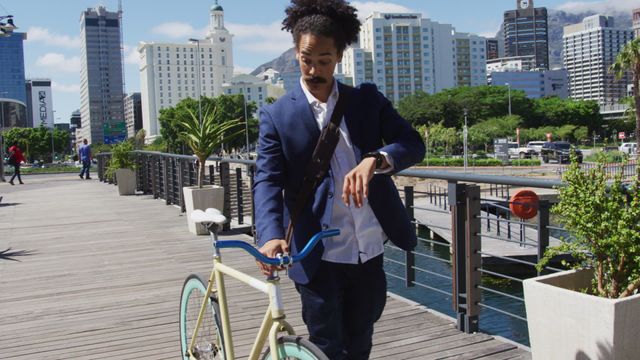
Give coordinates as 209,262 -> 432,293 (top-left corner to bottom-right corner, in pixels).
257,239 -> 289,276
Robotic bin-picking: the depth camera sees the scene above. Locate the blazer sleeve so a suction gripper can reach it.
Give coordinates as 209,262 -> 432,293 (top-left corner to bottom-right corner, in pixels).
252,107 -> 286,247
367,84 -> 426,173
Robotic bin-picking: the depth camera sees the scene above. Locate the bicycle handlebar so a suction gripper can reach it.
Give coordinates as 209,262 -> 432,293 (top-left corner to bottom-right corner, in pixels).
215,229 -> 340,266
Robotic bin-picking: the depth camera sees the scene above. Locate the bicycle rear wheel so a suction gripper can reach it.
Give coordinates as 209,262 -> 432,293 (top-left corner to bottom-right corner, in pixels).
261,336 -> 328,360
180,274 -> 225,360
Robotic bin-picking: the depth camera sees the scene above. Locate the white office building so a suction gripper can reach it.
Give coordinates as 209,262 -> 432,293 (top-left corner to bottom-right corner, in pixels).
222,74 -> 285,112
138,2 -> 233,140
341,12 -> 486,103
491,69 -> 569,99
563,15 -> 634,107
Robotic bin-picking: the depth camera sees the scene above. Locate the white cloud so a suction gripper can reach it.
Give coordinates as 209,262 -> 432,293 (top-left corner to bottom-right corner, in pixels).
35,53 -> 82,73
52,81 -> 80,93
233,66 -> 254,75
151,22 -> 207,39
25,27 -> 81,48
227,21 -> 292,56
351,1 -> 417,20
123,45 -> 141,65
555,0 -> 635,15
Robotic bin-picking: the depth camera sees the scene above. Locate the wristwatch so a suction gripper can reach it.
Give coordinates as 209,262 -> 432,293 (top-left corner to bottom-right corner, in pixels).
363,152 -> 384,169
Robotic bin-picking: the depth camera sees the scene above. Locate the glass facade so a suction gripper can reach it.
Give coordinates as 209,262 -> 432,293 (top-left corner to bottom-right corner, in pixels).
0,32 -> 27,104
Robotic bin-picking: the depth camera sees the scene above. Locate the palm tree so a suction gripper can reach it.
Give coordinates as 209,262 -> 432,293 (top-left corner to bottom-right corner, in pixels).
178,105 -> 243,188
610,38 -> 640,156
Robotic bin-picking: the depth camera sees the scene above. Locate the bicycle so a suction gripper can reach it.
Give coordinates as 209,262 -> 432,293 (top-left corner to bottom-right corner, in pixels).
179,208 -> 339,360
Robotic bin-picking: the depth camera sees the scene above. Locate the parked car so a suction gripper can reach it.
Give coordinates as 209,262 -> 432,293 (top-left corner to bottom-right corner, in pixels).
526,141 -> 545,155
541,141 -> 583,164
508,142 -> 536,159
618,142 -> 637,154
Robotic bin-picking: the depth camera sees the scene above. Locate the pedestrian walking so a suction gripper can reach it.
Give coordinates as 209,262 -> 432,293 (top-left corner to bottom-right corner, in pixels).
7,142 -> 26,185
78,139 -> 92,180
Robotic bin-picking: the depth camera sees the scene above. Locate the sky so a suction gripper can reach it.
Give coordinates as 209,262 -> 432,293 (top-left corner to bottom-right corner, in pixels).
1,0 -> 636,123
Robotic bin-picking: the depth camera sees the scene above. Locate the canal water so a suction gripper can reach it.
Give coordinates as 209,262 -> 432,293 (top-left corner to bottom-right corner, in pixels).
383,227 -> 532,346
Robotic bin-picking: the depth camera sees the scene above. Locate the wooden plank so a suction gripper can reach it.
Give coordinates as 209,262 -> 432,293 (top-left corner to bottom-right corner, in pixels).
0,174 -> 530,359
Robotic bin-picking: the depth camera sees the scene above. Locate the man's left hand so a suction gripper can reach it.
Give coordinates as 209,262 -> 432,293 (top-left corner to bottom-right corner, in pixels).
342,157 -> 376,208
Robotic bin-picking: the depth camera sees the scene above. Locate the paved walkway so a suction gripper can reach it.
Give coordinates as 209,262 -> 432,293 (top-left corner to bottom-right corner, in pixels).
0,174 -> 530,359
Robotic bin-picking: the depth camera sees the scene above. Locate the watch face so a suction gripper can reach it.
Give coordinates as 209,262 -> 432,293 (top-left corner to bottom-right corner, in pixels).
520,0 -> 530,9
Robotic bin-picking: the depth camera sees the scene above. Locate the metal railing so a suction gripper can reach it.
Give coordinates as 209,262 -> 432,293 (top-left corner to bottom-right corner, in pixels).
97,151 -> 571,344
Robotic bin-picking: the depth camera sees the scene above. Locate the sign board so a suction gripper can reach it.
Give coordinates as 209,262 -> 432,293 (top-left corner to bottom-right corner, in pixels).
494,138 -> 509,164
103,122 -> 127,144
30,84 -> 54,128
618,132 -> 625,140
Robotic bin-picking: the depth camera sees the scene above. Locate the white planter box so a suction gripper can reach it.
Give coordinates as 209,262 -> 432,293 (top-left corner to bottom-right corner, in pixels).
183,185 -> 224,235
524,269 -> 640,360
115,169 -> 136,196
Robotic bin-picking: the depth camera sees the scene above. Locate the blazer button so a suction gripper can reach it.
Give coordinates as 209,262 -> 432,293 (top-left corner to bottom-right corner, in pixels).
322,224 -> 329,230
328,192 -> 334,198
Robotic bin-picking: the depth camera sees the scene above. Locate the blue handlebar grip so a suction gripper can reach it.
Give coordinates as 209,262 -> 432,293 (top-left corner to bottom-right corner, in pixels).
215,229 -> 340,265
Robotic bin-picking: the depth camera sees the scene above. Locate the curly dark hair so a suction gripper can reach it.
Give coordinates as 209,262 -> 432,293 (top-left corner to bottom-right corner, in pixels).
282,0 -> 361,53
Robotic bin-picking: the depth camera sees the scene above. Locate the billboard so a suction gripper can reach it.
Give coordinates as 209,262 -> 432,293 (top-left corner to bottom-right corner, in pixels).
30,82 -> 54,128
103,122 -> 127,144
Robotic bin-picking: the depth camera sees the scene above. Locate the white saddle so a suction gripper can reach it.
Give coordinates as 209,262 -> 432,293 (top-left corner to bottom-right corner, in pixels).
191,208 -> 227,225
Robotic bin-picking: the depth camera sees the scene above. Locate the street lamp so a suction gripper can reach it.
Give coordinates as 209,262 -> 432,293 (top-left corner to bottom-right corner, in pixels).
0,92 -> 6,182
243,93 -> 250,157
506,83 -> 512,116
188,38 -> 203,127
51,111 -> 57,164
463,109 -> 468,172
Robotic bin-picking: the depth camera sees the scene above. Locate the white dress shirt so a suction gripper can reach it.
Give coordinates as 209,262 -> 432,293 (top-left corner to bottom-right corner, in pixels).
299,78 -> 389,264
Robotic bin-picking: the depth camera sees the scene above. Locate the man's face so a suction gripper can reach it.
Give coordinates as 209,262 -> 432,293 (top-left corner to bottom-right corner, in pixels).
83,140 -> 88,145
296,33 -> 342,98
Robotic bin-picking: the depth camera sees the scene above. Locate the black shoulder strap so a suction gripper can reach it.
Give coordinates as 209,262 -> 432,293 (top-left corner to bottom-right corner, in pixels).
285,86 -> 351,245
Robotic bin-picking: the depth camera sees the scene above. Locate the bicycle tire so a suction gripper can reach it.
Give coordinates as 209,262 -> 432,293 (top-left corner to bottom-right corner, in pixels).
180,274 -> 225,360
260,335 -> 328,360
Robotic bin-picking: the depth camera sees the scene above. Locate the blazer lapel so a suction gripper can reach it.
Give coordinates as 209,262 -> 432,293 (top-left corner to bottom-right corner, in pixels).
339,83 -> 363,160
291,83 -> 321,140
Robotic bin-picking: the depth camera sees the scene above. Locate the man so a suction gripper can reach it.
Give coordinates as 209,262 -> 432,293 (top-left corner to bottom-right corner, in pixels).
253,1 -> 426,358
78,139 -> 92,180
7,142 -> 26,185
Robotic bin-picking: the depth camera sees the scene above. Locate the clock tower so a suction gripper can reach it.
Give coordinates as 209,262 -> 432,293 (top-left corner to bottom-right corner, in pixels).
205,1 -> 234,91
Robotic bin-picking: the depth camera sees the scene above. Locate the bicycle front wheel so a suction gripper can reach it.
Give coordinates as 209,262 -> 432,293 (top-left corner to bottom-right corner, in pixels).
180,274 -> 225,360
261,336 -> 328,360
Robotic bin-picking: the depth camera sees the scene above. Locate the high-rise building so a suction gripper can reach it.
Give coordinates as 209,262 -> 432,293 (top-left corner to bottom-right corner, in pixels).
124,93 -> 142,139
341,12 -> 486,103
0,32 -> 28,128
25,79 -> 53,128
504,0 -> 549,70
633,8 -> 640,38
563,15 -> 634,107
486,38 -> 499,60
138,2 -> 233,141
79,5 -> 125,144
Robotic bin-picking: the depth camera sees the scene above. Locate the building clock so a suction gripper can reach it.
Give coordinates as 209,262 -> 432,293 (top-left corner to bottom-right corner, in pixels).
520,0 -> 530,9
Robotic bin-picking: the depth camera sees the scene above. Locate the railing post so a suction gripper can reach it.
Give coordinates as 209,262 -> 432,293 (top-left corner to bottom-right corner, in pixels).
465,184 -> 481,333
219,162 -> 231,231
163,157 -> 170,205
151,156 -> 158,198
209,164 -> 215,186
248,164 -> 257,241
449,181 -> 468,332
404,186 -> 415,288
537,200 -> 550,275
178,159 -> 185,212
236,167 -> 244,225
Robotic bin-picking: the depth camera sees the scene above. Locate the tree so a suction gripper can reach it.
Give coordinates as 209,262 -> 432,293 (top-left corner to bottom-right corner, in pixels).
468,115 -> 523,149
610,38 -> 640,155
2,126 -> 69,162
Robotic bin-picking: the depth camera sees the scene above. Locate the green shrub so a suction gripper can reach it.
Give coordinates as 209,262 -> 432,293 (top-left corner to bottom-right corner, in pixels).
105,141 -> 135,178
584,150 -> 626,163
510,159 -> 541,166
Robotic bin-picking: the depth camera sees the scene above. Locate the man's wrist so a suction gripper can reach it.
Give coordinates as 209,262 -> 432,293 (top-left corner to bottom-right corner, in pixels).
363,152 -> 384,169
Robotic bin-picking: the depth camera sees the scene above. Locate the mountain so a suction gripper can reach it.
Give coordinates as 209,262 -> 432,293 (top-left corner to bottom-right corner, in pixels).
497,10 -> 632,69
250,47 -> 298,76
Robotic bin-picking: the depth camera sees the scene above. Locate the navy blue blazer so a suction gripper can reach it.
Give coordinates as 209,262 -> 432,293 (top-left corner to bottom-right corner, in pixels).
253,81 -> 426,284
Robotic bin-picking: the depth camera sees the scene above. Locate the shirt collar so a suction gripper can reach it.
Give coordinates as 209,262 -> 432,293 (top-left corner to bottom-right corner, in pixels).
299,77 -> 339,107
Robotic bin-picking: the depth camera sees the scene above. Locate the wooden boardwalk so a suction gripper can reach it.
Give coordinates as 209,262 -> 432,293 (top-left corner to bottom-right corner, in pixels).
0,174 -> 530,359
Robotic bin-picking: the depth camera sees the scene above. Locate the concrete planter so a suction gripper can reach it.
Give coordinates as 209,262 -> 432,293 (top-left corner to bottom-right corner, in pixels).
115,169 -> 136,196
524,268 -> 640,360
183,185 -> 224,235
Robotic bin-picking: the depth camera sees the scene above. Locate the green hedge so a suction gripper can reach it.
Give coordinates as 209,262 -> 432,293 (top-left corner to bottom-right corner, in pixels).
4,165 -> 82,175
584,151 -> 626,163
510,159 -> 541,166
420,157 -> 502,166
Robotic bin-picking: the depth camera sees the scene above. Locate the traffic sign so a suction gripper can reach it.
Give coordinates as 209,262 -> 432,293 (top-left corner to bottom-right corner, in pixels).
618,132 -> 625,140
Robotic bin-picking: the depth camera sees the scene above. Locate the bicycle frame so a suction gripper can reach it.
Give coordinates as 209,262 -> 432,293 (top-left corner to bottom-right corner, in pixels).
187,248 -> 295,360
